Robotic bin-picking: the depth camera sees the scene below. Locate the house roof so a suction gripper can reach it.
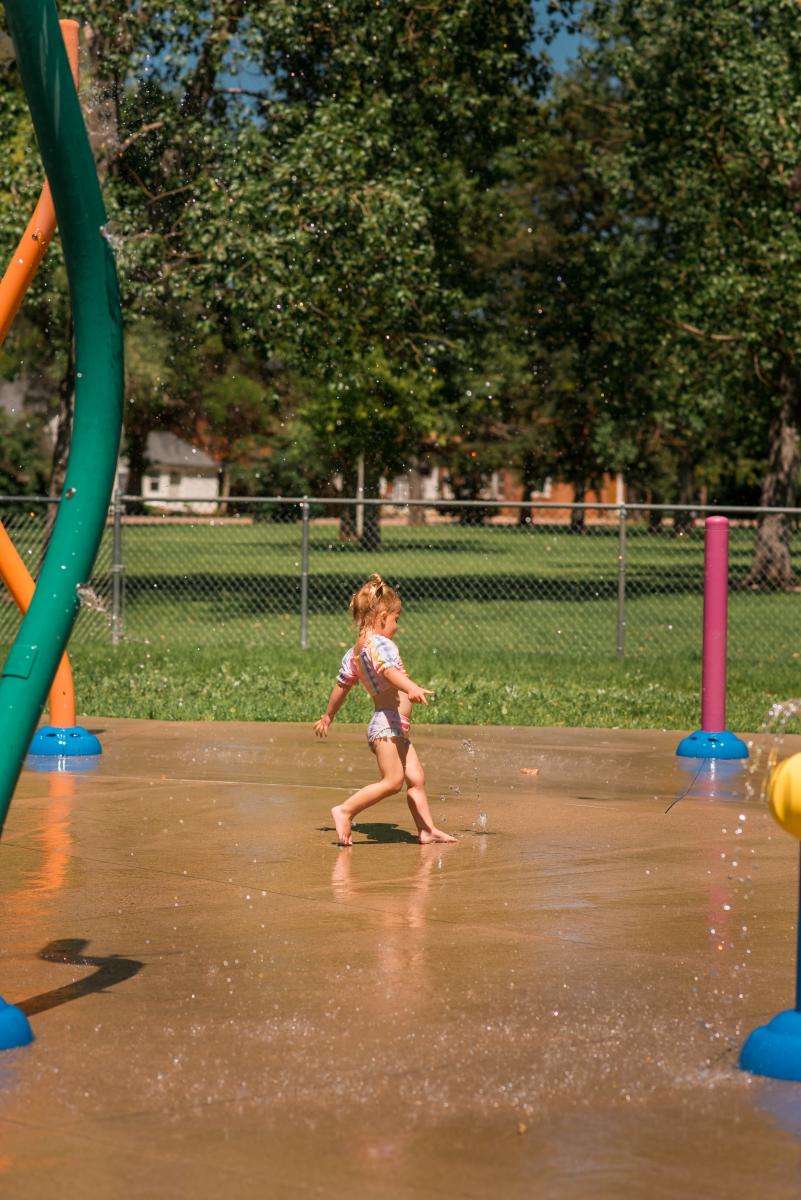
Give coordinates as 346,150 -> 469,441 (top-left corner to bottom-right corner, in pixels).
146,431 -> 217,470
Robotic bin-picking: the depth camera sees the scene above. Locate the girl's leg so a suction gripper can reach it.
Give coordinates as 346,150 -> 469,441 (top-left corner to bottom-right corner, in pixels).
331,739 -> 405,845
402,743 -> 457,844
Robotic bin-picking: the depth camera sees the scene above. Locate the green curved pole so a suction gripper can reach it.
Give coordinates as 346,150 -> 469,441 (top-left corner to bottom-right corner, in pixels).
0,1 -> 124,829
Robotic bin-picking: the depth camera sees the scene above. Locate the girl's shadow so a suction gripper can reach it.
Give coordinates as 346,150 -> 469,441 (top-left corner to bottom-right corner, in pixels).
320,822 -> 419,844
357,822 -> 421,844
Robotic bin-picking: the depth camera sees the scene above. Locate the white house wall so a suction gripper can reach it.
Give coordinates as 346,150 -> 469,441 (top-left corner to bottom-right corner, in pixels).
144,471 -> 219,514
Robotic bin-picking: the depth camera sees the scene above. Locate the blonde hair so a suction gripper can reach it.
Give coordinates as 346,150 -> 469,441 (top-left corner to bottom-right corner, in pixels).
350,573 -> 401,632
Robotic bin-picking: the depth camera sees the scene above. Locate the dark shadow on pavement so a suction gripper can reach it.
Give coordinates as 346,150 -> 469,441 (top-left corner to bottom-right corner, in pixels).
350,823 -> 420,844
319,823 -> 420,844
16,938 -> 144,1017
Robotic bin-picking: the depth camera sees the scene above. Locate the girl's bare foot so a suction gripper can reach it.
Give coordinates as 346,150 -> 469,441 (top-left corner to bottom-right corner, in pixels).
331,804 -> 353,846
419,827 -> 457,844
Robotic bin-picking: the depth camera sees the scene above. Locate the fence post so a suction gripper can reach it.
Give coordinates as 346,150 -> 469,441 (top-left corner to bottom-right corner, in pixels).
300,497 -> 310,649
356,455 -> 365,539
110,489 -> 123,645
616,504 -> 626,659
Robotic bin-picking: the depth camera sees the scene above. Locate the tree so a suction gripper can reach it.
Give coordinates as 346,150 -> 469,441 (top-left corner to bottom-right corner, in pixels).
2,0 -> 554,542
121,321 -> 184,503
234,0 -> 546,538
0,29 -> 73,514
582,0 -> 801,584
176,336 -> 285,509
0,409 -> 49,496
471,67 -> 642,527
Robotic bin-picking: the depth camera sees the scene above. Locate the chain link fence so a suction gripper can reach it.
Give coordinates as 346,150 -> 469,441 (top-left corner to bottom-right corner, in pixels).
0,495 -> 799,666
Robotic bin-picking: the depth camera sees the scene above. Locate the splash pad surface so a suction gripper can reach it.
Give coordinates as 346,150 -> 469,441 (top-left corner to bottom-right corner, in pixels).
1,718 -> 800,1198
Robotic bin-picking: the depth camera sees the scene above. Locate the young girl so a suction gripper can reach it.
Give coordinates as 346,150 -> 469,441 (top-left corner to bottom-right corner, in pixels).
314,574 -> 457,846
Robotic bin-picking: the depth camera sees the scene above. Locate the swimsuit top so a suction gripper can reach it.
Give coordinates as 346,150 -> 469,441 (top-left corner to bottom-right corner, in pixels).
337,634 -> 405,700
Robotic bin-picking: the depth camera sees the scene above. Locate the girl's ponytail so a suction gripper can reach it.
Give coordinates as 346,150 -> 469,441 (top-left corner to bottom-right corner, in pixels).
349,573 -> 400,630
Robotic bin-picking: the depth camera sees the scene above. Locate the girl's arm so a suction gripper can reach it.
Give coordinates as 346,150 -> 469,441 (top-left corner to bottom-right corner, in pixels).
314,683 -> 352,737
382,665 -> 434,705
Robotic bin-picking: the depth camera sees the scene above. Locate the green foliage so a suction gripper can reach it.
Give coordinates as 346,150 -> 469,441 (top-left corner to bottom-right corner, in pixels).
0,408 -> 49,494
236,0 -> 543,490
580,0 -> 801,445
1,0 -> 547,500
1,0 -> 796,535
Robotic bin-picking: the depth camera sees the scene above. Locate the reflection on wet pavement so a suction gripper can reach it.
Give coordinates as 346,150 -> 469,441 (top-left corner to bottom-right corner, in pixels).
0,718 -> 800,1198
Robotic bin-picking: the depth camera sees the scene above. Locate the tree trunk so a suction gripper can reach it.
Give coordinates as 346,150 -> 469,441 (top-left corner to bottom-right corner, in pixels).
450,464 -> 487,525
359,457 -> 381,551
745,366 -> 801,589
570,482 -> 586,534
648,503 -> 663,533
218,464 -> 230,516
83,27 -> 120,172
517,450 -> 538,526
44,323 -> 75,547
125,426 -> 150,515
672,451 -> 695,536
406,466 -> 426,526
339,465 -> 357,541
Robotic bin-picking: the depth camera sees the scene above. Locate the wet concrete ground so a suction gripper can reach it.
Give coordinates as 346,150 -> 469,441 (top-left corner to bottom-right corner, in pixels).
1,718 -> 801,1197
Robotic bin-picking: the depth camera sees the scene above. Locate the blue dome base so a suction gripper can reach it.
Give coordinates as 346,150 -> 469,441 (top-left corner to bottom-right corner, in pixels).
675,755 -> 745,801
676,729 -> 749,759
741,1010 -> 801,1080
25,753 -> 100,774
28,725 -> 101,757
0,998 -> 33,1050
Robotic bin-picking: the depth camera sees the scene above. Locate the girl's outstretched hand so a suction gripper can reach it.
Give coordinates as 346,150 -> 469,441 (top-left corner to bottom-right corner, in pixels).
314,715 -> 331,737
407,683 -> 434,705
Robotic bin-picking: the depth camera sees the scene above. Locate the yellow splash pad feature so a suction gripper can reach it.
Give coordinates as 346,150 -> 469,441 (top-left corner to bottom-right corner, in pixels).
769,752 -> 801,839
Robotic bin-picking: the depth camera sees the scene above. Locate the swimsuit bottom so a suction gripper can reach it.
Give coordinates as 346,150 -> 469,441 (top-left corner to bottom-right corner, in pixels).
367,709 -> 411,745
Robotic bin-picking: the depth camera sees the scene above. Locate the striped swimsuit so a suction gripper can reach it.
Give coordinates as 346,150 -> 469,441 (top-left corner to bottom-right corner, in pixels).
337,634 -> 411,745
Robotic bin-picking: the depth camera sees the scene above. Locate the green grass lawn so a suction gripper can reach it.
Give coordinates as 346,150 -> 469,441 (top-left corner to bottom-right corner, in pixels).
2,516 -> 800,729
24,641 -> 800,734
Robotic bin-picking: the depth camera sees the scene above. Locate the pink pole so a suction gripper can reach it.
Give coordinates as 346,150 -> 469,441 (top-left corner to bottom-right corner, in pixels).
701,516 -> 729,732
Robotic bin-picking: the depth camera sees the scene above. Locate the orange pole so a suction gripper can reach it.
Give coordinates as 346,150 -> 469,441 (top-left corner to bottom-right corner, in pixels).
0,21 -> 80,342
0,525 -> 75,727
0,19 -> 80,728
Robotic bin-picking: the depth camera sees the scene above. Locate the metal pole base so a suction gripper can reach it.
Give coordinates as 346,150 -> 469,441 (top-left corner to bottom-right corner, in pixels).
741,1010 -> 801,1080
675,729 -> 749,759
0,998 -> 33,1049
